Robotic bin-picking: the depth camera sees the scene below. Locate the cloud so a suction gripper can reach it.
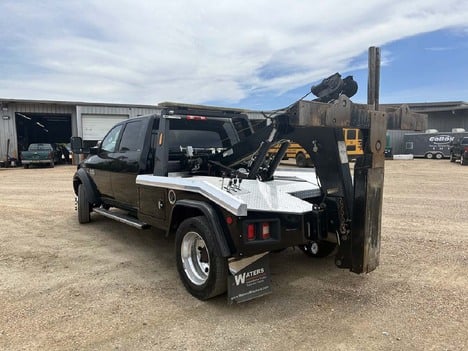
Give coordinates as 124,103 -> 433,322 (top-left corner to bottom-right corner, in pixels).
425,46 -> 454,51
1,0 -> 468,106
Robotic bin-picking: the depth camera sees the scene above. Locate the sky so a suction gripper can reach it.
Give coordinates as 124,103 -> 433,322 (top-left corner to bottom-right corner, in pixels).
1,0 -> 468,110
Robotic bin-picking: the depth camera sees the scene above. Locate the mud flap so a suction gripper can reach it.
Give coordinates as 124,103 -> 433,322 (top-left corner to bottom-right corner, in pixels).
227,253 -> 272,303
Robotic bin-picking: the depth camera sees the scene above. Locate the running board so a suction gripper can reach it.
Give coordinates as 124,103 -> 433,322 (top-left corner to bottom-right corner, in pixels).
93,207 -> 149,229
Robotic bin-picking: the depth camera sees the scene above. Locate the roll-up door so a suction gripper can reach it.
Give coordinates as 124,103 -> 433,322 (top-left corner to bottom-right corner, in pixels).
82,114 -> 128,140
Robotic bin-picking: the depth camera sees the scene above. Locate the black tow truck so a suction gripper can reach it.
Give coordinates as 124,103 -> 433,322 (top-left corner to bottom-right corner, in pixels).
71,75 -> 426,303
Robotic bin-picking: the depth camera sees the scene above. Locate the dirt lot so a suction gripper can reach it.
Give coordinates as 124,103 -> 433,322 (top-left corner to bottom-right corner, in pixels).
0,160 -> 466,351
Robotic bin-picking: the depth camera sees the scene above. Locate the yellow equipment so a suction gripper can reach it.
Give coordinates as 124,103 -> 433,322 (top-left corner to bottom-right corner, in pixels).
269,128 -> 363,167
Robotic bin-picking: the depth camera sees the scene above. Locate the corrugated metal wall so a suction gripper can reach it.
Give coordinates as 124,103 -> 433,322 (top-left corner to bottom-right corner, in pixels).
76,105 -> 160,139
78,105 -> 159,117
0,102 -> 160,163
0,114 -> 16,164
426,111 -> 468,131
0,103 -> 75,162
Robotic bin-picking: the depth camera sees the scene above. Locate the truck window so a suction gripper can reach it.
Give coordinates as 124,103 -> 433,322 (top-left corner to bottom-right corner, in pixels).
168,130 -> 222,148
346,129 -> 356,140
101,125 -> 123,153
168,119 -> 238,150
119,120 -> 145,152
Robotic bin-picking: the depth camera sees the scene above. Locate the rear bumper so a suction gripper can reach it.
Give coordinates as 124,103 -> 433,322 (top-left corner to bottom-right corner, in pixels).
22,159 -> 52,164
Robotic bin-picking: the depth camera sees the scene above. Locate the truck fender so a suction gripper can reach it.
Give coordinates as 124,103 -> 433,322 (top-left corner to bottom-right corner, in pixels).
73,168 -> 101,205
169,199 -> 232,258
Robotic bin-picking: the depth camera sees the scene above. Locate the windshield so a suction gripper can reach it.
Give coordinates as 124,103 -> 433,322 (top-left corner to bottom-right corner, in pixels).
29,144 -> 52,151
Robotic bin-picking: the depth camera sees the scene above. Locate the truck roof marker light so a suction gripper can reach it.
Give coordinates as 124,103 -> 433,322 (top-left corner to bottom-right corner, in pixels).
247,224 -> 255,241
186,115 -> 207,120
226,216 -> 233,225
262,222 -> 270,240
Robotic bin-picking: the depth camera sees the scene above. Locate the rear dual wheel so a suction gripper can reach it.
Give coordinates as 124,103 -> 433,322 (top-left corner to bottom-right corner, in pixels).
175,216 -> 227,300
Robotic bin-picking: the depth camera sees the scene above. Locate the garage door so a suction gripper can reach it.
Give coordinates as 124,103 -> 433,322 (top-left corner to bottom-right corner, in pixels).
82,114 -> 128,140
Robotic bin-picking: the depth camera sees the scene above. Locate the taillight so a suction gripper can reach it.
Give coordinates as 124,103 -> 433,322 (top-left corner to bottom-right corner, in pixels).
247,224 -> 256,241
262,222 -> 270,240
464,146 -> 468,152
245,222 -> 273,241
186,115 -> 207,120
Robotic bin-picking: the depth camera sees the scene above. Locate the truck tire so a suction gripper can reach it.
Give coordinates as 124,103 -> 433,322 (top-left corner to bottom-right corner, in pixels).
23,164 -> 29,169
425,153 -> 434,159
175,216 -> 227,300
299,241 -> 337,258
77,184 -> 91,224
296,152 -> 307,167
50,160 -> 55,168
461,154 -> 467,166
435,153 -> 443,160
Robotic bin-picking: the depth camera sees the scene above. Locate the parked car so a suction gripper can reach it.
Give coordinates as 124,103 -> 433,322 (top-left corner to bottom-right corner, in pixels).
449,136 -> 468,165
56,143 -> 72,164
21,143 -> 59,168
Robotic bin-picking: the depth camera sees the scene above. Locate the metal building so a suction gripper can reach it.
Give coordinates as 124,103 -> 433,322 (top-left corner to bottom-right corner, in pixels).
0,98 -> 160,164
2,98 -> 467,165
383,101 -> 468,154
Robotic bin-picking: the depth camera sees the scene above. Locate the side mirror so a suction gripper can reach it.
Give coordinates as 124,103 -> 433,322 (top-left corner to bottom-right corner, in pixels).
70,136 -> 83,154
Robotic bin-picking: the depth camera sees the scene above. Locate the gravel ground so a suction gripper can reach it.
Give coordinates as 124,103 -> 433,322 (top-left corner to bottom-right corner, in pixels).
0,160 -> 466,351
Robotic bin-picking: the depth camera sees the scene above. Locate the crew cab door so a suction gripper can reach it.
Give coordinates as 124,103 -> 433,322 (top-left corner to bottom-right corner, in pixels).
110,119 -> 148,208
84,124 -> 124,198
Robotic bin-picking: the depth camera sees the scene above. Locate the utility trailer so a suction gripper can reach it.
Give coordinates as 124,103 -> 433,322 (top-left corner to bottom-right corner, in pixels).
71,75 -> 426,303
403,130 -> 468,159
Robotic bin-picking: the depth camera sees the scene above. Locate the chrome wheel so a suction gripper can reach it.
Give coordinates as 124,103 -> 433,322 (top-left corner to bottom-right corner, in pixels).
180,231 -> 210,286
175,216 -> 228,300
310,242 -> 319,255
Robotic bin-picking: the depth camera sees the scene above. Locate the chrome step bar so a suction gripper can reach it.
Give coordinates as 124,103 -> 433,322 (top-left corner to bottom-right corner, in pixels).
93,207 -> 149,229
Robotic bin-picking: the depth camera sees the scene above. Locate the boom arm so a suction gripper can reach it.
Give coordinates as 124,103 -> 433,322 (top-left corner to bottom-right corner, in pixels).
278,96 -> 426,273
